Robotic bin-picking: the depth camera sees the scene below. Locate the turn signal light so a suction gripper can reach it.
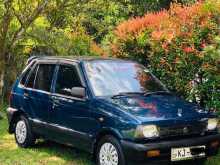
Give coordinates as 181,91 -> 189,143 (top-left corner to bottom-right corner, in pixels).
147,150 -> 160,157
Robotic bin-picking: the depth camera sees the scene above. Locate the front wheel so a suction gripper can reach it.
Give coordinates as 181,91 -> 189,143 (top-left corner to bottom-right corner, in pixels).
15,115 -> 36,148
96,136 -> 126,165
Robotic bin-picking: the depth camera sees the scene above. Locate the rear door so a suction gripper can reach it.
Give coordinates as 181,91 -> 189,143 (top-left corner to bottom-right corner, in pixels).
24,62 -> 56,135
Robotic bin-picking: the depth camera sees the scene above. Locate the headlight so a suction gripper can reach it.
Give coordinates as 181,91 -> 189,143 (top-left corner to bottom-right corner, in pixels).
207,118 -> 219,131
135,125 -> 159,138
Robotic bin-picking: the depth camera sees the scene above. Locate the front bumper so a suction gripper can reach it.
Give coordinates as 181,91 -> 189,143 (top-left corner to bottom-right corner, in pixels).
121,134 -> 220,164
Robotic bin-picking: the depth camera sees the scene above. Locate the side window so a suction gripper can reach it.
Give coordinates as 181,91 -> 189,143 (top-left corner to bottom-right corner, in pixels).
34,64 -> 55,92
55,65 -> 82,96
20,68 -> 31,86
20,61 -> 36,86
26,64 -> 38,88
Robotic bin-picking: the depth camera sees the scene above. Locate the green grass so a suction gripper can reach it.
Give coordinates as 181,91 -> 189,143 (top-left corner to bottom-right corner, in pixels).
0,106 -> 219,165
0,107 -> 94,165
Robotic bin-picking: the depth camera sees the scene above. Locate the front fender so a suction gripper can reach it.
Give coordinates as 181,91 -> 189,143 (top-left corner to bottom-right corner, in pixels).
96,127 -> 123,140
91,127 -> 123,154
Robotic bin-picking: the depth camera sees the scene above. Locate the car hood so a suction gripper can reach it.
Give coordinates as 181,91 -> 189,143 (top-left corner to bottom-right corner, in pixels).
98,94 -> 209,123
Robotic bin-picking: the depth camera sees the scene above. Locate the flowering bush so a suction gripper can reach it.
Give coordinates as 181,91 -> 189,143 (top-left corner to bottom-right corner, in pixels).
112,0 -> 220,112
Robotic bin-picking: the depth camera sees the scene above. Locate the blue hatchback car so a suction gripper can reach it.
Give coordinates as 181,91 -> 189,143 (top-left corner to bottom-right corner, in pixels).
7,56 -> 220,165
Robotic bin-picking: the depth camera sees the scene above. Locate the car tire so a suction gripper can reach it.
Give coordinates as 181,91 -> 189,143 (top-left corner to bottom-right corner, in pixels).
14,115 -> 36,148
96,135 -> 126,165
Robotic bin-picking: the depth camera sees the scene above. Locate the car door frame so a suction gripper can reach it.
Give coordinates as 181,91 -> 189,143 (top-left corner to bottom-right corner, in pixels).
48,60 -> 95,150
51,60 -> 89,101
22,59 -> 58,136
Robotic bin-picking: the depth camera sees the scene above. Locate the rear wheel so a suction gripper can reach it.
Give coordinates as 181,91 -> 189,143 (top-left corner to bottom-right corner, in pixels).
96,136 -> 125,165
15,115 -> 36,148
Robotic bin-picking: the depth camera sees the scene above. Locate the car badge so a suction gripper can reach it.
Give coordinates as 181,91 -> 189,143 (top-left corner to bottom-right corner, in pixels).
177,108 -> 182,117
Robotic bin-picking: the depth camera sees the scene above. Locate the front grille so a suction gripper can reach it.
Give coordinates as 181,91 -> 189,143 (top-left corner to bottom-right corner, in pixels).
160,122 -> 207,138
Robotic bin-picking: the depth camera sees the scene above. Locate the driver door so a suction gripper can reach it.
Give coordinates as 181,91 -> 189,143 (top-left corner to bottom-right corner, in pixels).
49,62 -> 93,150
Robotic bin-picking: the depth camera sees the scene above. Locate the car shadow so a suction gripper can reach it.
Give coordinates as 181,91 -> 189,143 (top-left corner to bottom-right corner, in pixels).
34,140 -> 207,165
34,139 -> 95,165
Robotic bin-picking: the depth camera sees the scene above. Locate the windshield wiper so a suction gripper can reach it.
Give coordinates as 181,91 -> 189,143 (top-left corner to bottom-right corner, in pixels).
144,91 -> 172,96
111,91 -> 172,99
111,92 -> 145,99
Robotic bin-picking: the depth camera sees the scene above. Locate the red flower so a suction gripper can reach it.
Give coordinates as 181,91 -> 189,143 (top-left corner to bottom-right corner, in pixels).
183,46 -> 194,53
200,41 -> 207,49
162,42 -> 169,52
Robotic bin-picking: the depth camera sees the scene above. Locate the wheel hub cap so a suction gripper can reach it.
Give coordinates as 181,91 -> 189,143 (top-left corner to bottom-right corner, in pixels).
99,143 -> 119,165
15,120 -> 27,144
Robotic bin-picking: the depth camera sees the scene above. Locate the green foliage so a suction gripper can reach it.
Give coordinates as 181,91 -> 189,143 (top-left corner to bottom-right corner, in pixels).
201,37 -> 220,113
0,0 -> 101,85
30,27 -> 96,56
11,1 -> 99,58
0,0 -> 203,102
112,1 -> 220,112
56,0 -> 187,44
1,0 -> 184,75
0,0 -> 51,100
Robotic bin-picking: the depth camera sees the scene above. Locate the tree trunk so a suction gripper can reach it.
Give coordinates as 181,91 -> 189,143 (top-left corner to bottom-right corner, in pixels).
0,53 -> 11,104
0,71 -> 4,103
0,52 -> 6,103
2,69 -> 9,103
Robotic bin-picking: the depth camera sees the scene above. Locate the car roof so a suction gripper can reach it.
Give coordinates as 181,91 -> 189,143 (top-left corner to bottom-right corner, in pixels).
27,56 -> 134,64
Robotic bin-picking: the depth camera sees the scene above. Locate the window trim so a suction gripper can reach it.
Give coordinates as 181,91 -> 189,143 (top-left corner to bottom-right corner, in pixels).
19,62 -> 38,89
25,64 -> 39,90
33,63 -> 56,92
52,62 -> 88,101
19,60 -> 57,95
18,60 -> 37,88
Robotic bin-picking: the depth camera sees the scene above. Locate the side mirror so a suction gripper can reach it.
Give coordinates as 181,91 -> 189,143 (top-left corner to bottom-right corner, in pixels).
71,87 -> 86,98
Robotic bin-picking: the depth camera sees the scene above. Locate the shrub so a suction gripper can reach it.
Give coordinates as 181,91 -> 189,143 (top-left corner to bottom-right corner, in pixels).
112,0 -> 220,112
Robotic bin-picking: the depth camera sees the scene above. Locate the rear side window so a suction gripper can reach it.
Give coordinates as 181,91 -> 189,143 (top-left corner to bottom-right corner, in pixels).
20,61 -> 36,86
26,65 -> 38,88
34,64 -> 55,92
55,65 -> 81,96
20,68 -> 31,86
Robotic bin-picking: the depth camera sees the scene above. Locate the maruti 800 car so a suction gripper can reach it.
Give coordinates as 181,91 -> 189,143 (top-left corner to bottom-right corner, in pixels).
7,56 -> 220,165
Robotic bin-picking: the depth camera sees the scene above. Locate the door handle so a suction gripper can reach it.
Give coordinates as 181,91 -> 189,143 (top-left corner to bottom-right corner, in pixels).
54,99 -> 60,104
52,99 -> 60,109
52,102 -> 57,109
23,92 -> 29,99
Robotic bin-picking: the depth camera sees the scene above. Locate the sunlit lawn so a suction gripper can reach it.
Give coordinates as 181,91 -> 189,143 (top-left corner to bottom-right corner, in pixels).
0,106 -> 94,165
0,105 -> 219,165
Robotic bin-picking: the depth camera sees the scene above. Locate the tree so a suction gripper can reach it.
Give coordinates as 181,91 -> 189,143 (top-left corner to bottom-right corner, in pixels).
68,0 -> 174,43
111,0 -> 220,111
0,0 -> 102,102
55,0 -> 196,44
0,0 -> 50,102
0,0 -> 197,102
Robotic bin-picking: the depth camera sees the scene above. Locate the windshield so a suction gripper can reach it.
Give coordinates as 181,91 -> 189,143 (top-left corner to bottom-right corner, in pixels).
84,60 -> 167,97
